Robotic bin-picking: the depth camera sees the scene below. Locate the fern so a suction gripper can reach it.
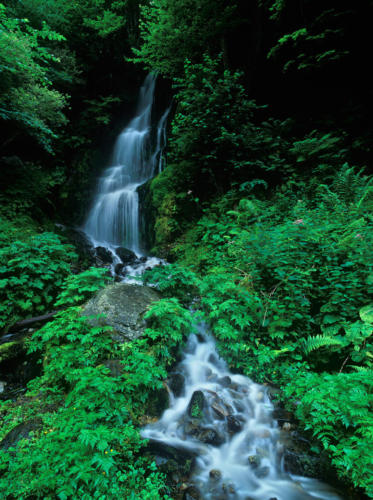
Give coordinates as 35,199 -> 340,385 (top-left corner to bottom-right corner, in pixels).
302,334 -> 344,355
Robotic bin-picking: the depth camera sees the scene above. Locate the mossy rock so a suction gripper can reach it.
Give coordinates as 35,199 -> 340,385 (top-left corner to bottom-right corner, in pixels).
82,283 -> 161,342
0,342 -> 22,363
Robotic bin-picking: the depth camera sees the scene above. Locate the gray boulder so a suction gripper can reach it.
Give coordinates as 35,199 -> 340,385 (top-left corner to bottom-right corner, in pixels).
82,283 -> 160,342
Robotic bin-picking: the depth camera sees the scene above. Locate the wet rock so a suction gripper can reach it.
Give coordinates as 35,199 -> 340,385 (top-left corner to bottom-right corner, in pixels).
147,441 -> 198,464
95,246 -> 113,263
217,376 -> 231,387
199,428 -> 225,446
256,447 -> 269,459
281,427 -> 336,481
183,486 -> 201,500
188,391 -> 205,419
226,415 -> 242,434
0,418 -> 42,450
208,353 -> 219,364
116,247 -> 137,265
222,483 -> 235,494
248,455 -> 261,468
256,391 -> 264,401
282,422 -> 293,431
168,372 -> 185,397
209,469 -> 222,480
139,256 -> 148,263
234,401 -> 246,413
82,283 -> 161,342
114,263 -> 126,275
254,429 -> 271,438
55,226 -> 96,269
255,466 -> 270,478
272,408 -> 292,423
212,403 -> 230,419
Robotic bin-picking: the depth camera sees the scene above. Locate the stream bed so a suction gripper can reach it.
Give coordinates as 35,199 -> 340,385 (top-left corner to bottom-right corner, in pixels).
142,326 -> 342,500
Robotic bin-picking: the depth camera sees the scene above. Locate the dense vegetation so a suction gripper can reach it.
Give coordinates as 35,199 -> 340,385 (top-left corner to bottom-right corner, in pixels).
0,0 -> 372,498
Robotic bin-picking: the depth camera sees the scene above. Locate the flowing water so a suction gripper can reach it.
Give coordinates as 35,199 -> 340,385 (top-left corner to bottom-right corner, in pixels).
82,77 -> 342,499
83,73 -> 170,258
142,327 -> 342,500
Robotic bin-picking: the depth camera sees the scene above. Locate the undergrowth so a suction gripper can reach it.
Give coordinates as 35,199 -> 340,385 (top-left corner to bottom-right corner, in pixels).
143,165 -> 373,497
0,268 -> 195,498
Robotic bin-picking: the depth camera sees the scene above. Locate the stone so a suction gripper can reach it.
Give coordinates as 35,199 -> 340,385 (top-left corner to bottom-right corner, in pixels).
55,226 -> 96,269
199,428 -> 225,446
114,263 -> 126,275
212,403 -> 230,419
183,486 -> 201,500
95,246 -> 113,263
209,469 -> 222,480
82,283 -> 161,342
226,415 -> 242,434
147,441 -> 198,464
0,419 -> 42,450
0,341 -> 21,363
168,372 -> 185,398
115,247 -> 137,265
187,391 -> 206,419
248,455 -> 261,468
255,466 -> 270,478
272,408 -> 292,423
217,376 -> 231,387
282,422 -> 293,431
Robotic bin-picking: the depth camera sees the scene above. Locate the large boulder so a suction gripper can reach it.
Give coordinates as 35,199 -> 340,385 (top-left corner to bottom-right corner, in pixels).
82,283 -> 161,342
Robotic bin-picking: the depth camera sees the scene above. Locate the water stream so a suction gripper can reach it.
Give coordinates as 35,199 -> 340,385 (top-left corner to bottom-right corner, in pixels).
142,327 -> 342,500
82,77 -> 343,499
83,73 -> 170,271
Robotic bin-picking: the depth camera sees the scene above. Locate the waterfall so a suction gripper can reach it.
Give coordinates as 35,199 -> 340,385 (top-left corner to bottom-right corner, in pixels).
142,328 -> 342,500
83,73 -> 169,255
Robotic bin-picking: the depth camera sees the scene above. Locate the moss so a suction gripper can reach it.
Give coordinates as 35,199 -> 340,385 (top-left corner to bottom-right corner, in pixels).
0,341 -> 21,363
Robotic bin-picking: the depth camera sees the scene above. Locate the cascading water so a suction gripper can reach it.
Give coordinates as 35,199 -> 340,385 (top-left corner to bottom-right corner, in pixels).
83,73 -> 169,256
142,327 -> 342,500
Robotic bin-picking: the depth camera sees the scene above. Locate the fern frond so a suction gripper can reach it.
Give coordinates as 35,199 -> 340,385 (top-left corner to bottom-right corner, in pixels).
302,334 -> 343,355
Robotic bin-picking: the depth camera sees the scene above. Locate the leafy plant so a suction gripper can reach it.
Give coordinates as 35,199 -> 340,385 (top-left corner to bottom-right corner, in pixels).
0,232 -> 77,330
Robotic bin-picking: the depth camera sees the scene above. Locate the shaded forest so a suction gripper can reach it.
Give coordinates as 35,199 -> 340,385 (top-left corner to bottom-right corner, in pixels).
0,1 -> 372,498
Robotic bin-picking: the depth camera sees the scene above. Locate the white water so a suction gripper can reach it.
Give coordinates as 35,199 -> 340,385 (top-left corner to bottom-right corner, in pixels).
142,328 -> 342,500
83,73 -> 170,256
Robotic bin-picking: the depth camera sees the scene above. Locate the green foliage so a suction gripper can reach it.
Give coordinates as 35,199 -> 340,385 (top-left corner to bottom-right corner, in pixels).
132,0 -> 236,77
149,56 -> 291,248
143,264 -> 200,303
0,307 -> 169,499
284,370 -> 373,497
55,267 -> 110,307
267,3 -> 352,72
0,2 -> 68,150
0,275 -> 197,498
149,164 -> 373,495
144,298 -> 195,366
0,232 -> 77,329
